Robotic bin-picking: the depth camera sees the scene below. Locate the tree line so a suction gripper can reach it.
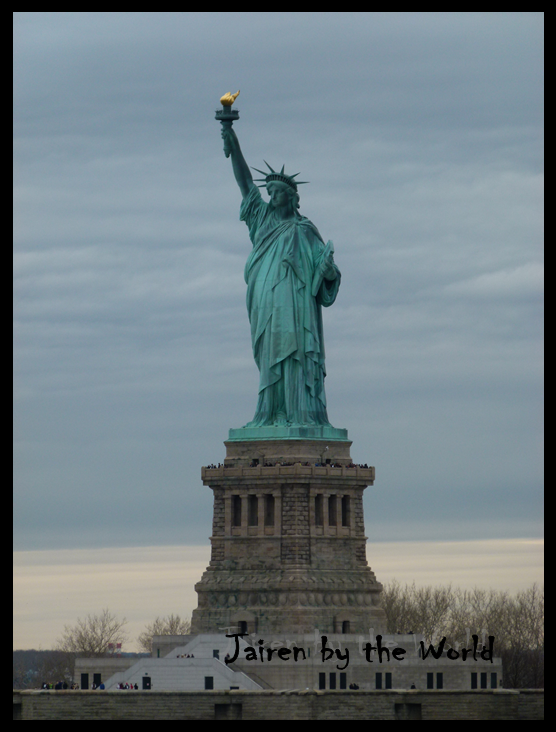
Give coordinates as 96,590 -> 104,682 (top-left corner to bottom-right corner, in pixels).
381,581 -> 543,688
13,583 -> 543,689
13,611 -> 191,689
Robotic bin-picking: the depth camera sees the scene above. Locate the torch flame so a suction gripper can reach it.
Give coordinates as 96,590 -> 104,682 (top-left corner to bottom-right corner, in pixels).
220,90 -> 240,106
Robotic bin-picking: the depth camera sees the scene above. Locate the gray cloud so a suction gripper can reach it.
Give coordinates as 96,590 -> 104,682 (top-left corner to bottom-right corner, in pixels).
14,12 -> 543,551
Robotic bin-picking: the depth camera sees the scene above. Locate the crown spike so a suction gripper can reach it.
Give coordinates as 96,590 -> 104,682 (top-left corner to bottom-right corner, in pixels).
250,161 -> 310,192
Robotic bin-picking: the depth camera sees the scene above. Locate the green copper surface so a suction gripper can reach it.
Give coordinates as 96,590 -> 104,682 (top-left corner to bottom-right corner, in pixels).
219,115 -> 344,439
228,425 -> 348,442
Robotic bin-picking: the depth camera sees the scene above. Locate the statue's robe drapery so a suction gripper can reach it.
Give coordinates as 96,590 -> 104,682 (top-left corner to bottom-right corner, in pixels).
240,185 -> 341,426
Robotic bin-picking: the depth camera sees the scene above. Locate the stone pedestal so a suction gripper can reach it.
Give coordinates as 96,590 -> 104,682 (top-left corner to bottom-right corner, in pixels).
191,439 -> 387,636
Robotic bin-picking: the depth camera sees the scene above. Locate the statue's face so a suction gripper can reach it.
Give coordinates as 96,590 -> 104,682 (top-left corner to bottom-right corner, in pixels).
267,182 -> 290,209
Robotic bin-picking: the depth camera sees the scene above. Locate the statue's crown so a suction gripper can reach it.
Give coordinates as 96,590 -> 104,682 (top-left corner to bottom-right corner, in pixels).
252,161 -> 308,192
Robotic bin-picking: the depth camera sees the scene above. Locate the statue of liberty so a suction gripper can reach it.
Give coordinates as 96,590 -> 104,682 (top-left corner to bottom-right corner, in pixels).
217,94 -> 343,436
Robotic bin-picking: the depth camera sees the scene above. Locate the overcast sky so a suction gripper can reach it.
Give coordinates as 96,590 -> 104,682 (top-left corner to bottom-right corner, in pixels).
14,13 -> 543,642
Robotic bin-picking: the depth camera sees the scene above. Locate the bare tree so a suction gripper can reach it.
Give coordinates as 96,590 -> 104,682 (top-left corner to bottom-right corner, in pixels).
137,614 -> 191,654
380,581 -> 544,688
381,580 -> 419,635
381,580 -> 454,641
443,587 -> 511,649
55,609 -> 128,658
497,584 -> 544,688
412,584 -> 453,642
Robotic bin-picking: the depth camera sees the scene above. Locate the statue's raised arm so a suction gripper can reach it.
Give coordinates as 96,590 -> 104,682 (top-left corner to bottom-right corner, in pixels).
215,91 -> 253,199
221,126 -> 254,199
